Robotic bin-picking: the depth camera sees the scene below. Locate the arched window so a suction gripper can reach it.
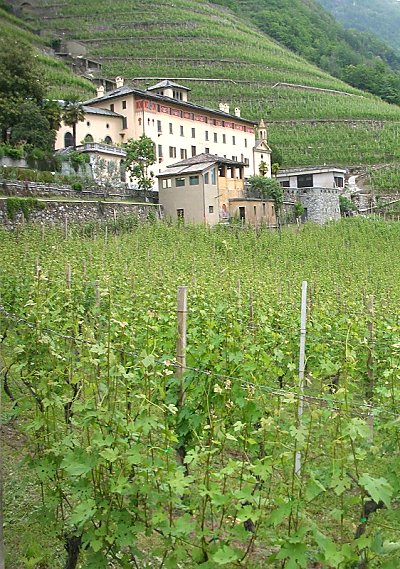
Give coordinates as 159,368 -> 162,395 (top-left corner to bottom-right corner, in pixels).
64,132 -> 73,148
84,134 -> 94,143
104,136 -> 113,144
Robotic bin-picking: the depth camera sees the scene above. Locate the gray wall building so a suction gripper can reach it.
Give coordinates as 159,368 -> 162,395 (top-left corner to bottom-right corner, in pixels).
277,166 -> 345,224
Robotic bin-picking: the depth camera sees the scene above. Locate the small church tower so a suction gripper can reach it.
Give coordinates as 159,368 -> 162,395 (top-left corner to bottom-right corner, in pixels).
253,118 -> 272,177
258,118 -> 267,141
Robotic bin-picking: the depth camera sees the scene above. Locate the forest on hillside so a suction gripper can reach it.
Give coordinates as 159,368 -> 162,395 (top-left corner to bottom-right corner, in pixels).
318,0 -> 400,52
213,0 -> 400,105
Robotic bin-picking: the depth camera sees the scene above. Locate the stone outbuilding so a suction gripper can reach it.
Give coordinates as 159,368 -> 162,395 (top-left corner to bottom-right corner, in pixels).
276,166 -> 345,224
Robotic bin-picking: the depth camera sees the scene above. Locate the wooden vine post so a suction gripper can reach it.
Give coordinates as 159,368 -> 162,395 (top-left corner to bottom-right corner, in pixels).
176,286 -> 188,409
366,295 -> 375,442
64,216 -> 68,240
295,280 -> 308,477
176,286 -> 188,469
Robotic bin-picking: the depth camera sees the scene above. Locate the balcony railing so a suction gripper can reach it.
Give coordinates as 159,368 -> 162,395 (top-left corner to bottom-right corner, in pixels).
79,143 -> 126,157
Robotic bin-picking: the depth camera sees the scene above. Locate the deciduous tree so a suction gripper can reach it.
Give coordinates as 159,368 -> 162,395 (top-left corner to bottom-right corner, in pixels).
124,134 -> 156,199
0,38 -> 45,143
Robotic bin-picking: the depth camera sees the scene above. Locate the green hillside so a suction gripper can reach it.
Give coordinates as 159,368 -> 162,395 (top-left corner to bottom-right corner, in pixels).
8,0 -> 400,168
0,4 -> 95,100
214,0 -> 400,106
318,0 -> 400,53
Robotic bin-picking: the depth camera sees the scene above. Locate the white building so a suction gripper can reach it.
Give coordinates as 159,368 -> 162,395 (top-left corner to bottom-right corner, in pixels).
55,78 -> 271,189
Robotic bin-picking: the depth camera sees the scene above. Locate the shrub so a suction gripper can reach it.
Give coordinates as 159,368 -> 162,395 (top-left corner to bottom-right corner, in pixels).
2,144 -> 25,160
71,181 -> 83,191
6,197 -> 45,221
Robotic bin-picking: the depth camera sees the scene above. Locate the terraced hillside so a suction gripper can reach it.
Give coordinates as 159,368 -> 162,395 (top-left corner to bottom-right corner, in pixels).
10,0 -> 400,168
0,5 -> 95,100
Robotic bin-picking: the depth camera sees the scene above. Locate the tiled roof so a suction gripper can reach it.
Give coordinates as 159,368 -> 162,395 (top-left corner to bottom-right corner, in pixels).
147,80 -> 191,92
170,153 -> 245,167
159,163 -> 210,176
277,166 -> 347,176
84,85 -> 256,126
83,105 -> 123,118
158,153 -> 245,177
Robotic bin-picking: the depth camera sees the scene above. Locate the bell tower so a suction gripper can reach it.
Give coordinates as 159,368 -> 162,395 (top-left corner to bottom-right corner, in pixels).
258,118 -> 267,141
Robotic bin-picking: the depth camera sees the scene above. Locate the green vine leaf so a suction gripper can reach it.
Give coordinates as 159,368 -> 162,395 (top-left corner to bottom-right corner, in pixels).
359,474 -> 393,508
212,545 -> 241,565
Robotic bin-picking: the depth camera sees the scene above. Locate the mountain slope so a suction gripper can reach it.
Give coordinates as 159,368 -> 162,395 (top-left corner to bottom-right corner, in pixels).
318,0 -> 400,53
213,0 -> 400,105
0,3 -> 95,100
7,0 -> 400,168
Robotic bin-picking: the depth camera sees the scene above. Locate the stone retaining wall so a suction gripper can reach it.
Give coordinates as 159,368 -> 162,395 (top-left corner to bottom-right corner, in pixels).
0,179 -> 159,203
0,198 -> 161,230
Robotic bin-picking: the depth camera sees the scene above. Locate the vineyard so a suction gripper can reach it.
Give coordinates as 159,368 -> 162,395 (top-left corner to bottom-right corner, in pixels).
0,6 -> 95,100
2,219 -> 400,568
365,165 -> 400,193
14,0 -> 400,168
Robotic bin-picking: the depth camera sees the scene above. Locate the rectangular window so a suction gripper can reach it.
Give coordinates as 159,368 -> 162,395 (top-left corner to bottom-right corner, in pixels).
211,168 -> 216,185
214,133 -> 218,143
177,208 -> 184,219
169,146 -> 176,158
232,135 -> 236,145
158,144 -> 163,158
205,130 -> 209,141
204,172 -> 209,184
122,100 -> 127,109
110,104 -> 114,112
191,145 -> 196,157
208,205 -> 214,213
253,205 -> 257,215
222,134 -> 226,144
297,174 -> 313,188
180,125 -> 184,136
169,122 -> 173,134
175,177 -> 185,187
157,120 -> 162,133
122,117 -> 128,129
245,138 -> 248,148
180,148 -> 187,159
191,127 -> 196,138
205,147 -> 210,154
280,180 -> 290,188
189,175 -> 199,186
334,176 -> 344,188
162,178 -> 172,189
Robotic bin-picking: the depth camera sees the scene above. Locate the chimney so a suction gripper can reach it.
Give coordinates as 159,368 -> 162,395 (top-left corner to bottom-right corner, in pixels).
235,107 -> 241,117
224,103 -> 230,114
115,76 -> 124,88
96,85 -> 105,98
219,102 -> 225,111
